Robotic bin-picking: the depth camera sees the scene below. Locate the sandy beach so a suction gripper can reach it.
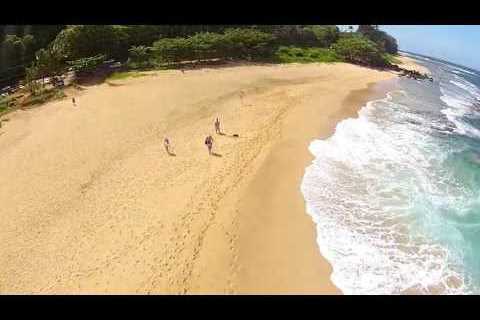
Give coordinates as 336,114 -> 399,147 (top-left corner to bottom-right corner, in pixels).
0,62 -> 396,294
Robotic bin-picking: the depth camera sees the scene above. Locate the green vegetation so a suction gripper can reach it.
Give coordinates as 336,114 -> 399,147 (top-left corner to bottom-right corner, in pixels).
0,25 -> 65,86
127,46 -> 152,69
22,88 -> 66,107
332,35 -> 389,67
0,94 -> 15,113
66,54 -> 107,76
305,25 -> 340,47
357,25 -> 398,54
51,26 -> 127,62
0,25 -> 400,84
151,28 -> 275,63
0,25 -> 402,110
384,53 -> 402,65
25,64 -> 42,94
0,97 -> 9,113
275,46 -> 339,63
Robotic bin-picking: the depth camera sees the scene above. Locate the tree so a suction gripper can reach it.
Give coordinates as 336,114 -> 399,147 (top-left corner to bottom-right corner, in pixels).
152,37 -> 192,63
188,32 -> 224,60
265,25 -> 317,47
222,28 -> 275,59
357,25 -> 377,35
127,45 -> 152,68
151,29 -> 275,64
332,35 -> 388,67
381,33 -> 398,54
3,35 -> 27,62
117,25 -> 163,49
51,25 -> 125,61
25,64 -> 41,94
0,25 -> 64,84
357,25 -> 398,54
28,25 -> 65,49
306,25 -> 340,47
66,54 -> 107,76
34,48 -> 65,81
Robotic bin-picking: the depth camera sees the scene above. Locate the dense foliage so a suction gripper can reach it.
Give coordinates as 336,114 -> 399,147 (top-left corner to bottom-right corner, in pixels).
275,46 -> 339,63
127,46 -> 152,69
0,25 -> 64,86
0,25 -> 400,94
332,35 -> 389,67
305,25 -> 340,47
51,26 -> 126,61
66,54 -> 107,75
50,25 -> 238,63
357,25 -> 398,54
152,28 -> 275,63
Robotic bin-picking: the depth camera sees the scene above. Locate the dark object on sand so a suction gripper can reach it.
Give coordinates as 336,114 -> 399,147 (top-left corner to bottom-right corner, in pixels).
232,134 -> 239,138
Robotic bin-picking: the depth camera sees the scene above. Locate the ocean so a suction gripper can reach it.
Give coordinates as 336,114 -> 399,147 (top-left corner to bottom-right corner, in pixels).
301,52 -> 480,294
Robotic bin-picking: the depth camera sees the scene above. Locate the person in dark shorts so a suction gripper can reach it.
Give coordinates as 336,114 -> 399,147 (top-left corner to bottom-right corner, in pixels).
164,137 -> 171,154
214,117 -> 221,134
205,135 -> 214,155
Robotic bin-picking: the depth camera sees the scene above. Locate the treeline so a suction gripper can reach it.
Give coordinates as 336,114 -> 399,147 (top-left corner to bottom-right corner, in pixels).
142,28 -> 276,66
47,25 -> 343,63
0,25 -> 65,86
0,25 -> 400,91
0,25 -> 234,86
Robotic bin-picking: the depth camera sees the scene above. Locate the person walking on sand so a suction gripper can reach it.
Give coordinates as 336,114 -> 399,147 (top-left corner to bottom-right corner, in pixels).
205,135 -> 214,155
164,137 -> 171,154
214,117 -> 221,134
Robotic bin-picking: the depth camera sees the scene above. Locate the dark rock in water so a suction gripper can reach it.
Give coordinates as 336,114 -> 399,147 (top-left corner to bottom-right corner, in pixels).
400,68 -> 432,82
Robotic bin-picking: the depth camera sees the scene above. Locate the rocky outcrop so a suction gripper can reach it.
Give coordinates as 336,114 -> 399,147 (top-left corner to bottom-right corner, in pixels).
390,64 -> 433,81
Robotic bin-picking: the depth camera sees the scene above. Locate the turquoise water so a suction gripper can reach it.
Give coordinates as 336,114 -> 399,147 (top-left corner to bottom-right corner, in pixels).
301,53 -> 480,294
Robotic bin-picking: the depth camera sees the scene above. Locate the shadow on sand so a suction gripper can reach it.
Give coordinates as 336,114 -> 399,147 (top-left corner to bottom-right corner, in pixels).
217,132 -> 239,138
106,82 -> 125,87
211,152 -> 222,157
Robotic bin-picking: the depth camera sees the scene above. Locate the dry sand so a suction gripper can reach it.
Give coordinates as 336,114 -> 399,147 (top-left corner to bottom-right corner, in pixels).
0,62 -> 395,294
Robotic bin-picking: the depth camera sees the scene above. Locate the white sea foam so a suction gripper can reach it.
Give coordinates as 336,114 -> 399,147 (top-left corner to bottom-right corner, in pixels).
450,79 -> 480,99
453,66 -> 477,76
301,91 -> 469,294
440,77 -> 480,138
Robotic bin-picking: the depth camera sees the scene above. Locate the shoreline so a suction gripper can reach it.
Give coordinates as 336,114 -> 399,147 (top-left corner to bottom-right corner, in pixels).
232,77 -> 398,294
0,62 -> 396,293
